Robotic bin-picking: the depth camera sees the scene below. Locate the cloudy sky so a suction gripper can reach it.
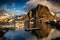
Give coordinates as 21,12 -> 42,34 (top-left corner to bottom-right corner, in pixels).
0,0 -> 29,15
0,0 -> 60,15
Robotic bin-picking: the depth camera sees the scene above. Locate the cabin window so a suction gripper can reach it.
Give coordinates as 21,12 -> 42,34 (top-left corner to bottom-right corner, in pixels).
29,22 -> 34,28
30,22 -> 34,24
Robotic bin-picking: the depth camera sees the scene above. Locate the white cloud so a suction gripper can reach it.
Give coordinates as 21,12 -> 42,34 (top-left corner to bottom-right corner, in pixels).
16,10 -> 27,15
0,4 -> 8,14
26,0 -> 41,7
8,8 -> 27,15
23,6 -> 30,12
12,3 -> 15,7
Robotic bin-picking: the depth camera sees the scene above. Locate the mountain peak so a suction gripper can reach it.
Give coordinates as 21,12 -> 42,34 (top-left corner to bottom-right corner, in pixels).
36,4 -> 49,11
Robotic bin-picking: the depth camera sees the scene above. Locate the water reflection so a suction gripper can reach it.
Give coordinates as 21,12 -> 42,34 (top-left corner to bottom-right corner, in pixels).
4,29 -> 37,40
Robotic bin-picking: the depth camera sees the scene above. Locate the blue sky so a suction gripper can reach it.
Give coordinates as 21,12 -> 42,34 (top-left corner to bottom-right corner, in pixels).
0,0 -> 60,15
0,0 -> 29,15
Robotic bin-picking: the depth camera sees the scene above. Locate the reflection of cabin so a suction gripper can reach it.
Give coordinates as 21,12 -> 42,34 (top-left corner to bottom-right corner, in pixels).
22,4 -> 58,38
